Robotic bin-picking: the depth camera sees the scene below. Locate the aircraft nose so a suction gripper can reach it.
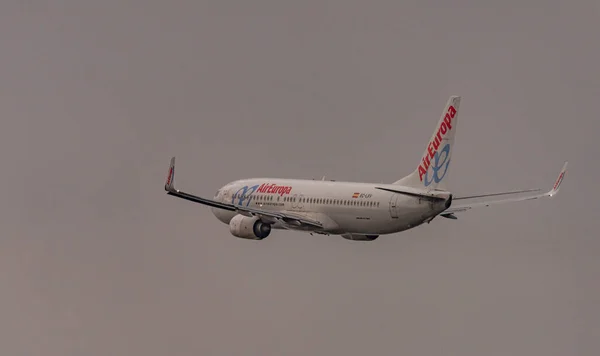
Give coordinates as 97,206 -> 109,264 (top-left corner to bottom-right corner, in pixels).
211,186 -> 236,224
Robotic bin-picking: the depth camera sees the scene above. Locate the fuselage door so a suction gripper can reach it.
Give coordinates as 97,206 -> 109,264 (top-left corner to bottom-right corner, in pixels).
389,194 -> 399,218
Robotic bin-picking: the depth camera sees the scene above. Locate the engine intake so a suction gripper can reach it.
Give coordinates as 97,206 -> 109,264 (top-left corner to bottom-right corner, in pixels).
229,215 -> 272,240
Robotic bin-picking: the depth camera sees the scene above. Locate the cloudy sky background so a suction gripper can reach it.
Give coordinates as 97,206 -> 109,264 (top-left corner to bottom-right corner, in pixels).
1,1 -> 599,355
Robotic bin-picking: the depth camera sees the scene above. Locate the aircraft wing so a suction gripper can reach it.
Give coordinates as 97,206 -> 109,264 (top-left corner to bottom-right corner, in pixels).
163,157 -> 324,229
441,161 -> 568,219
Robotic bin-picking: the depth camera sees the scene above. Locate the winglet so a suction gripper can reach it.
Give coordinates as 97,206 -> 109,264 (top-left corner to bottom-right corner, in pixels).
549,161 -> 568,196
165,156 -> 176,192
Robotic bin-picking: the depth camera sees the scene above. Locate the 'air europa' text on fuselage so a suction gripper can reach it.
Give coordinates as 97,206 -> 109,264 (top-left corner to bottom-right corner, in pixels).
257,183 -> 293,195
418,105 -> 456,181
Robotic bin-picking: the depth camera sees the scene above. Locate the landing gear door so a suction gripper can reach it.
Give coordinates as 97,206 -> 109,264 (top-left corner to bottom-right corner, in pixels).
389,194 -> 399,218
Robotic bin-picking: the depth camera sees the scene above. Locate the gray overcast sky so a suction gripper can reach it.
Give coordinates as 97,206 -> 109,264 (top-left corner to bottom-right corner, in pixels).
1,1 -> 599,355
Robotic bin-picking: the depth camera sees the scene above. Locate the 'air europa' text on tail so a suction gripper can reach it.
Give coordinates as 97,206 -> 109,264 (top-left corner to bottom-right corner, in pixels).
418,105 -> 457,181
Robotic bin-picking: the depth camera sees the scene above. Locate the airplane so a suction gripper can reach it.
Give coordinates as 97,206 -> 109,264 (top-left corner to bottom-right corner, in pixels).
164,96 -> 568,241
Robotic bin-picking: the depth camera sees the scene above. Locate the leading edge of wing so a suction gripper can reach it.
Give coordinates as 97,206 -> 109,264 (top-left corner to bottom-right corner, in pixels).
453,188 -> 542,200
164,157 -> 323,229
445,161 -> 568,214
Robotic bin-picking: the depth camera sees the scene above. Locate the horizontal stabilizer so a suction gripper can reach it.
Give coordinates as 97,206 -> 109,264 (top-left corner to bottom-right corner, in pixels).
374,186 -> 449,201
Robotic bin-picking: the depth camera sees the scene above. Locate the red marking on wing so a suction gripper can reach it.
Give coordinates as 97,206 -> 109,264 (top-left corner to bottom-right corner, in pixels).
553,172 -> 564,190
166,167 -> 173,185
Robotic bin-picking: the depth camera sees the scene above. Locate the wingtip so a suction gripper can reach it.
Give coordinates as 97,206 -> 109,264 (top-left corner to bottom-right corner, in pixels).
549,161 -> 568,196
165,156 -> 176,192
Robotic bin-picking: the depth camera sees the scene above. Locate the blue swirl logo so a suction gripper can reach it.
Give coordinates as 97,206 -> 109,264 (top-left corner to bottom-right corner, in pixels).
423,143 -> 450,187
232,184 -> 259,206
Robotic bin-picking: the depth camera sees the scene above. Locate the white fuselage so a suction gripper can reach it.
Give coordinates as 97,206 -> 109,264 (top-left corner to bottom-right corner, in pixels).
165,96 -> 567,240
211,178 -> 450,235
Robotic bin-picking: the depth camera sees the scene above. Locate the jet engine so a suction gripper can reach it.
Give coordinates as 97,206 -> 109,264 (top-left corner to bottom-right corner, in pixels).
341,233 -> 379,241
229,215 -> 272,240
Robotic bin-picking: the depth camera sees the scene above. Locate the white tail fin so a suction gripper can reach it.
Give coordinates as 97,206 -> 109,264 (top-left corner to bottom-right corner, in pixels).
393,96 -> 461,190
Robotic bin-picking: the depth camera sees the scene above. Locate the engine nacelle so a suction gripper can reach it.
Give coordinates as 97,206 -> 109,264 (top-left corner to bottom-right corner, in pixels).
229,215 -> 272,240
341,233 -> 379,241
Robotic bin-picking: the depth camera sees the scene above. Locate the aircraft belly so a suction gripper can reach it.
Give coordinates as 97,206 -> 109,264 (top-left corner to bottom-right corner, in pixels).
327,210 -> 386,235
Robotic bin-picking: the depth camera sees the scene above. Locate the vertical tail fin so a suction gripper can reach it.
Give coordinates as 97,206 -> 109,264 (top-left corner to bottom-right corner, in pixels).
393,96 -> 461,190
